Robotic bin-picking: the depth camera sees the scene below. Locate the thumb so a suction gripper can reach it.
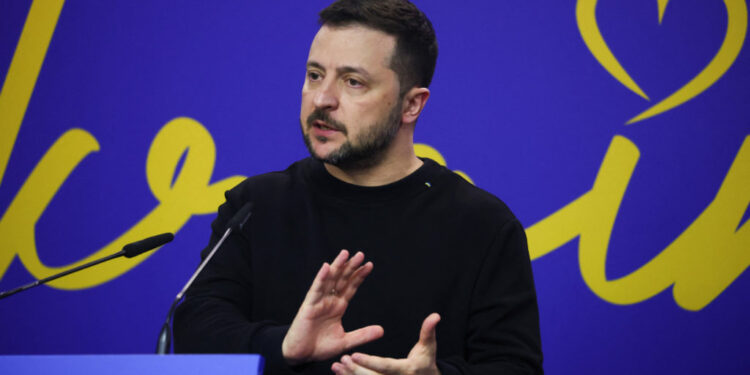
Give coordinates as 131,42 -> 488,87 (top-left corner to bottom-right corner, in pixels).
418,313 -> 441,348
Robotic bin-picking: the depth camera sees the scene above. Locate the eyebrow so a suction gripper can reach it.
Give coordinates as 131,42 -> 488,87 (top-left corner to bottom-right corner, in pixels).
307,61 -> 373,81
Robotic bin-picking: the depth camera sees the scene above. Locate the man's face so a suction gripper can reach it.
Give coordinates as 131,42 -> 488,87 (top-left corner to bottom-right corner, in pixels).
300,24 -> 402,169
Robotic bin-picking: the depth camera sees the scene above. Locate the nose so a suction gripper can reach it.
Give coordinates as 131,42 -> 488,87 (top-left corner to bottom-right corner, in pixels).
312,80 -> 339,110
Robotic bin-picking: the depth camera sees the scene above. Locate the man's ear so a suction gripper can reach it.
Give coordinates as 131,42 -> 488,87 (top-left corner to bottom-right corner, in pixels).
401,87 -> 430,125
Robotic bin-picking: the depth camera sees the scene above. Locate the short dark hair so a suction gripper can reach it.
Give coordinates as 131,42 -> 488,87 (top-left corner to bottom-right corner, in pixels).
319,0 -> 438,94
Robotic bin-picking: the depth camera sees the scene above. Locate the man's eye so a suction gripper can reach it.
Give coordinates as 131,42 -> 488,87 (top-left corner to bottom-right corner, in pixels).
346,78 -> 363,87
308,71 -> 322,81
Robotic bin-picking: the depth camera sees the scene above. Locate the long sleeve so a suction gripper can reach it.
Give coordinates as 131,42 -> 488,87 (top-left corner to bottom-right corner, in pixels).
173,188 -> 295,374
437,219 -> 544,375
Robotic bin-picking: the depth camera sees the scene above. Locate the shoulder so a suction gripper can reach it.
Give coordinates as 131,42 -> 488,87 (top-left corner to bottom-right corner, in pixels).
425,158 -> 519,227
210,158 -> 313,234
225,158 -> 313,202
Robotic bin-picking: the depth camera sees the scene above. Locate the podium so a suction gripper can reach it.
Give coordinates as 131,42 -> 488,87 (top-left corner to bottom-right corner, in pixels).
0,354 -> 264,375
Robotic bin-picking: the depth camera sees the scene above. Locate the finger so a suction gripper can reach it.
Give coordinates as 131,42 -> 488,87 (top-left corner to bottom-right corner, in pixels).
328,250 -> 351,292
310,250 -> 349,302
342,261 -> 374,301
418,313 -> 441,347
329,249 -> 350,276
336,251 -> 365,291
350,352 -> 402,374
342,355 -> 381,375
342,324 -> 384,352
332,361 -> 352,375
306,262 -> 331,304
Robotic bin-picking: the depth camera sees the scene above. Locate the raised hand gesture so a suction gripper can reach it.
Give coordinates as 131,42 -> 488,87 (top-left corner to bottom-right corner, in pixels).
332,313 -> 442,375
282,250 -> 384,365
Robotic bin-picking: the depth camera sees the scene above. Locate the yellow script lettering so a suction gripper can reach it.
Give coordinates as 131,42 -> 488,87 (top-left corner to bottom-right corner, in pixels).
0,118 -> 244,289
526,135 -> 750,310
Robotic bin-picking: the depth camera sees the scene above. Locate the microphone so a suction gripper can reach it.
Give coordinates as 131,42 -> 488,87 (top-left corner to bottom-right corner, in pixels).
0,233 -> 174,300
124,233 -> 175,258
156,202 -> 253,354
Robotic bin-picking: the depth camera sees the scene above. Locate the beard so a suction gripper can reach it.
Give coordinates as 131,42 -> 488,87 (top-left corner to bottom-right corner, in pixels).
302,103 -> 402,170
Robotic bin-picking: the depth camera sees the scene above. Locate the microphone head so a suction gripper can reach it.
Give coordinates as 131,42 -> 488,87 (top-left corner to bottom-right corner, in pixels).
227,202 -> 253,232
123,232 -> 174,258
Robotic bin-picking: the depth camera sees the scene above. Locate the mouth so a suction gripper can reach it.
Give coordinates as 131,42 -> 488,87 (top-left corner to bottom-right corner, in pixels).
312,120 -> 339,131
305,110 -> 347,137
309,119 -> 348,140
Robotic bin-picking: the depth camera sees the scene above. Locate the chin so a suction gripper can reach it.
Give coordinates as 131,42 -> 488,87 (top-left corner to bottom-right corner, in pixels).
312,147 -> 339,161
303,130 -> 344,163
308,140 -> 337,159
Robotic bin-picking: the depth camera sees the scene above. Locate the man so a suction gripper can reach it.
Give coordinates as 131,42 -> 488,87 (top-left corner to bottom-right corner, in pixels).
174,1 -> 543,374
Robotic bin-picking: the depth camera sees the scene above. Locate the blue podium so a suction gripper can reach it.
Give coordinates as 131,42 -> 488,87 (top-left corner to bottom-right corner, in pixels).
0,354 -> 264,375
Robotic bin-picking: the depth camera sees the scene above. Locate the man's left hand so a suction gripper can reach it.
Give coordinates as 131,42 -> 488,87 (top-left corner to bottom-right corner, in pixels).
331,313 -> 442,375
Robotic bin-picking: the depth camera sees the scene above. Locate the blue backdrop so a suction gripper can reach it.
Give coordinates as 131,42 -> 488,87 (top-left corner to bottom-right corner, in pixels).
1,1 -> 748,374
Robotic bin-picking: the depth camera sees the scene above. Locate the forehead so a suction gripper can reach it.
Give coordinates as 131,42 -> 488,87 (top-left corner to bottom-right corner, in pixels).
308,24 -> 397,72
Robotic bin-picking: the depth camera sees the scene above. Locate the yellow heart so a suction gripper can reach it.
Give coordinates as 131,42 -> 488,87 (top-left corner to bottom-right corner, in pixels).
576,0 -> 747,125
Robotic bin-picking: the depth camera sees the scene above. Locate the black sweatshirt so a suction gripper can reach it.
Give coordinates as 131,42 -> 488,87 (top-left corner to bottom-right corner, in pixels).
174,157 -> 543,374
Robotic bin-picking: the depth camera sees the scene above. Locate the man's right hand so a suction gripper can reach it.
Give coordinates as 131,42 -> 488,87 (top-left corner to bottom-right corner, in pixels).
282,250 -> 384,366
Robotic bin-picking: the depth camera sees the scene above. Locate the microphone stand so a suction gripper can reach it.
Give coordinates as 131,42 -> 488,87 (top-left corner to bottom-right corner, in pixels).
0,252 -> 123,300
0,233 -> 174,301
156,203 -> 252,354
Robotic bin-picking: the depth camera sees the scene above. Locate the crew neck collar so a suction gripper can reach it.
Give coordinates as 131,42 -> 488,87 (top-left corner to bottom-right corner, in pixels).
304,157 -> 440,204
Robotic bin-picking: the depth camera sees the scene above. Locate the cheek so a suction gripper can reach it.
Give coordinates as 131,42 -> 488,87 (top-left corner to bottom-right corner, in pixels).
346,96 -> 381,116
352,98 -> 394,123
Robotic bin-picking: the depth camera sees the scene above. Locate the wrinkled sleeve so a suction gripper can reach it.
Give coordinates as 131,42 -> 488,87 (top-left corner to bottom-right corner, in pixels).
173,186 -> 297,374
438,219 -> 544,375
